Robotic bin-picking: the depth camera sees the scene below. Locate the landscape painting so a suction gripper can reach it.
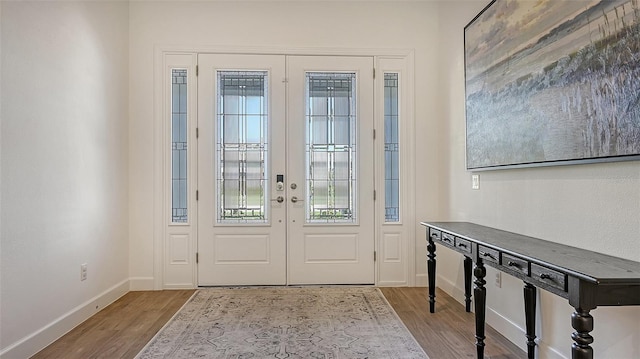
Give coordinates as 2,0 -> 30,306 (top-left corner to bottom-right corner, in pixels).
465,0 -> 640,170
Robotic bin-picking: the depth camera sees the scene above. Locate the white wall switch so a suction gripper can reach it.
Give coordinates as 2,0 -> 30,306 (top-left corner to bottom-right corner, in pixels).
472,174 -> 480,190
81,263 -> 88,281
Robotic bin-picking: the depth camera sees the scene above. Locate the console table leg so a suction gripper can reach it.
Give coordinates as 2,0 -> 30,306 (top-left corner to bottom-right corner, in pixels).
474,261 -> 487,359
571,308 -> 594,359
464,256 -> 472,312
427,237 -> 436,313
524,283 -> 537,359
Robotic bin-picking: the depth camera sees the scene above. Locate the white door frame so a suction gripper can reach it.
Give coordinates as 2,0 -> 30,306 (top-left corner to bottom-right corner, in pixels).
151,46 -> 416,290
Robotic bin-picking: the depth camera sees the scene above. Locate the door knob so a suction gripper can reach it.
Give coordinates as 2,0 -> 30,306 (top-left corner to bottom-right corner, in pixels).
271,196 -> 284,203
291,196 -> 304,203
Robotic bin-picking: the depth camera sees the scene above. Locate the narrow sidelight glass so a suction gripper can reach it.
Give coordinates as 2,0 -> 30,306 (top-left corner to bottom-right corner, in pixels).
171,69 -> 188,223
384,73 -> 400,222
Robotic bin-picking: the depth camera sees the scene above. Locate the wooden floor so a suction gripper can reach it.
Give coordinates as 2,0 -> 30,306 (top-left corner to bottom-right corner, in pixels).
380,287 -> 526,359
33,287 -> 526,359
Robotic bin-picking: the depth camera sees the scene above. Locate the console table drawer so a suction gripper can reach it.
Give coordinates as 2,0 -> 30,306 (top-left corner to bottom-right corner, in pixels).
455,237 -> 472,254
441,233 -> 455,247
501,253 -> 529,276
478,246 -> 499,264
429,228 -> 441,241
531,263 -> 566,291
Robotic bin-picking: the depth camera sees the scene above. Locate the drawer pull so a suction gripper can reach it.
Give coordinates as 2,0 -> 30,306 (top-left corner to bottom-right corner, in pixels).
458,243 -> 468,248
508,261 -> 519,267
481,252 -> 496,260
540,273 -> 552,280
442,237 -> 452,243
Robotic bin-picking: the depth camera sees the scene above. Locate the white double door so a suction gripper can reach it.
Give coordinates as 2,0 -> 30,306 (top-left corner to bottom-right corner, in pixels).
197,54 -> 374,285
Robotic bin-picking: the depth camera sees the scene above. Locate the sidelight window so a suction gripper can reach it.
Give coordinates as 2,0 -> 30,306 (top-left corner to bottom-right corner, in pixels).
171,69 -> 188,223
384,73 -> 400,222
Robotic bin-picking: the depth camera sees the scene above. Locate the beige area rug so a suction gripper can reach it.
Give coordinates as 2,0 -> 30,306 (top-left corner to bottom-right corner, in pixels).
136,287 -> 429,359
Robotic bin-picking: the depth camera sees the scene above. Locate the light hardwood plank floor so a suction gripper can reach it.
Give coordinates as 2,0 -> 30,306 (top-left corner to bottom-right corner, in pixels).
380,287 -> 526,359
33,287 -> 525,359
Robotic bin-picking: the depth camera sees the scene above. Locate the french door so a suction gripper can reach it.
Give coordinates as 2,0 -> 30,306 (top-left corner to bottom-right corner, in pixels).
197,54 -> 374,285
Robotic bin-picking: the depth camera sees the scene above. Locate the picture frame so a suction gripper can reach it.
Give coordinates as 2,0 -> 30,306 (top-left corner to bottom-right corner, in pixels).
464,0 -> 640,170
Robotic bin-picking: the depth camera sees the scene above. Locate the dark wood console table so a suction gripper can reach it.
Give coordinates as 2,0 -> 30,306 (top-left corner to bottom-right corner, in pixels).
420,221 -> 640,359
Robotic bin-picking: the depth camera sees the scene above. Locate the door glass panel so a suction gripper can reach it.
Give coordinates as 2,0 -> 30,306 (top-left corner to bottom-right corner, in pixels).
171,69 -> 188,223
305,73 -> 357,223
217,71 -> 268,223
384,73 -> 400,222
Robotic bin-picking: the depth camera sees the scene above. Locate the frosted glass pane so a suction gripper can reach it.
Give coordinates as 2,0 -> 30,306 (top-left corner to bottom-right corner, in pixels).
305,72 -> 356,223
172,84 -> 180,115
246,96 -> 262,115
334,151 -> 349,180
312,152 -> 329,180
178,179 -> 187,208
334,116 -> 349,145
384,73 -> 400,222
311,115 -> 328,145
223,180 -> 240,209
246,116 -> 262,143
246,150 -> 263,179
246,180 -> 263,208
334,180 -> 349,208
222,114 -> 240,144
310,97 -> 328,116
179,150 -> 187,178
334,97 -> 350,117
391,180 -> 399,207
312,180 -> 329,207
217,71 -> 268,223
223,151 -> 241,180
171,69 -> 188,223
391,150 -> 399,179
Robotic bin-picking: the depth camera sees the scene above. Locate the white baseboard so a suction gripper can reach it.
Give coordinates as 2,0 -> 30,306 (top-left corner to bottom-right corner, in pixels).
486,301 -> 568,359
377,280 -> 408,287
163,283 -> 196,290
0,279 -> 129,359
415,273 -> 428,287
538,341 -> 568,359
486,306 -> 527,353
129,276 -> 155,291
435,274 -> 467,306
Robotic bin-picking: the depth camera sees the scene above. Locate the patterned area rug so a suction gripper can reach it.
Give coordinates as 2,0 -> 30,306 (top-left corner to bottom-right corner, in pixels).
136,287 -> 429,359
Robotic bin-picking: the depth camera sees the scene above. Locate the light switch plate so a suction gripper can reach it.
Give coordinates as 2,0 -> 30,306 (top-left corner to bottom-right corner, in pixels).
472,174 -> 480,190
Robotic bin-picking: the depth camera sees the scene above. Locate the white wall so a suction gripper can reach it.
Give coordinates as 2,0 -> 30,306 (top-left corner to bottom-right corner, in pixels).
128,0 -> 442,289
0,2 -> 130,357
1,1 -> 636,358
435,2 -> 640,358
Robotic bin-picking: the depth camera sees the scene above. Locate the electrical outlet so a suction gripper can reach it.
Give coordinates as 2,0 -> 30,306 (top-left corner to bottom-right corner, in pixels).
472,174 -> 480,190
494,271 -> 502,288
81,263 -> 88,281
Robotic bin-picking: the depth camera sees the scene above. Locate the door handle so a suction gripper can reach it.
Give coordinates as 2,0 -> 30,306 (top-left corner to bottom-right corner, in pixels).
271,196 -> 284,203
291,196 -> 304,203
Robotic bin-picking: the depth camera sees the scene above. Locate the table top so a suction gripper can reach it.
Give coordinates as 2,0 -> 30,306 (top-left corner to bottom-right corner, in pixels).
421,221 -> 640,285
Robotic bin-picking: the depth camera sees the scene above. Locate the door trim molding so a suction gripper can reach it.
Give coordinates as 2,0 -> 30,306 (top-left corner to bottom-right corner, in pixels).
152,46 -> 416,289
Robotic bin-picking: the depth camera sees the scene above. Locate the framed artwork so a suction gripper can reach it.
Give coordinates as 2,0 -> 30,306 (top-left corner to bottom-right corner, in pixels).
465,0 -> 640,170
